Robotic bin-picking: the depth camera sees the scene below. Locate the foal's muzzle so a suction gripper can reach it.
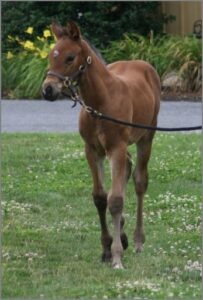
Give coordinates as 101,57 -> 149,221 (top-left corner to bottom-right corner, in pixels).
42,83 -> 60,101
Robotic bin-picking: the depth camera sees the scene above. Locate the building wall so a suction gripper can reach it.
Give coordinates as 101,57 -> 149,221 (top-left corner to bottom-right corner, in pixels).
162,1 -> 202,36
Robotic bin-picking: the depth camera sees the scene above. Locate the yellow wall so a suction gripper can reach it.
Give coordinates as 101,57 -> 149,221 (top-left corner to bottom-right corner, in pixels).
162,1 -> 202,36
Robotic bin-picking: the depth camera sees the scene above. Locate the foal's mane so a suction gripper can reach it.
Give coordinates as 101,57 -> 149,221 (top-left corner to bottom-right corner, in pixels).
83,38 -> 106,65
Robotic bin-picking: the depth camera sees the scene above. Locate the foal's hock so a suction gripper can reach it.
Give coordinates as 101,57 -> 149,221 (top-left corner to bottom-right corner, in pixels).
42,21 -> 161,269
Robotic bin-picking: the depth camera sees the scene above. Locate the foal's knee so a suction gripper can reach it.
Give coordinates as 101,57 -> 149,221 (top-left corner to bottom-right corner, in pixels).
133,169 -> 148,196
108,194 -> 123,215
93,192 -> 107,210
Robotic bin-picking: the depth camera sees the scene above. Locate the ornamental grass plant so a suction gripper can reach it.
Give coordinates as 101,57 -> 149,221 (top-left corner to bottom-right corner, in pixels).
104,34 -> 202,93
2,27 -> 54,99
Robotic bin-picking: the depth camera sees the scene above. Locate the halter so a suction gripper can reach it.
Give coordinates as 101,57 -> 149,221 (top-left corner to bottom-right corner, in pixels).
47,56 -> 92,104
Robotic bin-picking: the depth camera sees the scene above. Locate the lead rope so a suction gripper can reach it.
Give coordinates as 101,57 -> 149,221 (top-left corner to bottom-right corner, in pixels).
68,92 -> 202,132
81,100 -> 202,132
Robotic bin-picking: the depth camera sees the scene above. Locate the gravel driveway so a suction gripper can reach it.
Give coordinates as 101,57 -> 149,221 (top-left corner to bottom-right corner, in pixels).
2,100 -> 202,133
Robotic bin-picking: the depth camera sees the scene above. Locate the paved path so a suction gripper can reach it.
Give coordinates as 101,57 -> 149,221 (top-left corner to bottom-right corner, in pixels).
1,100 -> 202,133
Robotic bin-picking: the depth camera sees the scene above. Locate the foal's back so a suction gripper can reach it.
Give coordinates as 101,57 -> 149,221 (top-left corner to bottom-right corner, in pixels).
108,60 -> 160,108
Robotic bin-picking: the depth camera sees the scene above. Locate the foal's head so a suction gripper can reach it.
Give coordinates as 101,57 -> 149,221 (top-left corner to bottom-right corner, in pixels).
42,21 -> 89,101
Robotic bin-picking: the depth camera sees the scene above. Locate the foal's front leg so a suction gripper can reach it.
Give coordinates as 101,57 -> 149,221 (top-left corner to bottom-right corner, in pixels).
85,144 -> 112,262
107,144 -> 128,269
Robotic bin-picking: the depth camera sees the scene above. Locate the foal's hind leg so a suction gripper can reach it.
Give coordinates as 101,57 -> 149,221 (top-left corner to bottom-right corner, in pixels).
133,133 -> 154,253
85,144 -> 112,262
120,152 -> 132,250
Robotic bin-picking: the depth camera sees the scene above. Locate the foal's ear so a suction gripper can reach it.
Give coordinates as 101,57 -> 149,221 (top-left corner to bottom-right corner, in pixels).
51,22 -> 64,40
66,21 -> 81,41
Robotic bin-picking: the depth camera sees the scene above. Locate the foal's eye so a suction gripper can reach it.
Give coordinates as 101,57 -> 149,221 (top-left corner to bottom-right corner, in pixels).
65,54 -> 75,64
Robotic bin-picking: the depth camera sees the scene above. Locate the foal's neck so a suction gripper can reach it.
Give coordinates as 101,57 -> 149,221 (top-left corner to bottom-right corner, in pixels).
79,40 -> 112,108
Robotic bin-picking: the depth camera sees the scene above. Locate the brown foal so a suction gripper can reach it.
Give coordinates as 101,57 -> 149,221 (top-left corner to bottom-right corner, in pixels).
42,21 -> 161,269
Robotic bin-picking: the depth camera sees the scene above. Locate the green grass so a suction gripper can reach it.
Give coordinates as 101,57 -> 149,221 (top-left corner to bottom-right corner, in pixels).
2,132 -> 201,299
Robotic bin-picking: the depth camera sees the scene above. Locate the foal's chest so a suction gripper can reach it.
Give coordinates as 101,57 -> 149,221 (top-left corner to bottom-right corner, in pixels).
79,116 -> 106,154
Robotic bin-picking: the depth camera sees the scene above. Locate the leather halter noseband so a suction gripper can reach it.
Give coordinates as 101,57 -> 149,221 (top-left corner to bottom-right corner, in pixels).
47,56 -> 92,95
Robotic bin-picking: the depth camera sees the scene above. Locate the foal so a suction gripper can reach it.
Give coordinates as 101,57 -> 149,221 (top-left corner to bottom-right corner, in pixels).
42,21 -> 160,269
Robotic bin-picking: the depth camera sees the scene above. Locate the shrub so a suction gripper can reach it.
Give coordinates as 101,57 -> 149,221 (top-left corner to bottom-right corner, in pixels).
166,36 -> 202,91
2,28 -> 53,99
103,34 -> 171,77
103,34 -> 202,92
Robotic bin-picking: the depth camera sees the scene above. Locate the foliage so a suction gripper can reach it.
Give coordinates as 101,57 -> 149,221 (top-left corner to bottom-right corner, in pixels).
104,34 -> 202,91
2,28 -> 52,99
104,33 -> 171,77
2,132 -> 201,299
167,36 -> 202,91
2,1 -> 175,53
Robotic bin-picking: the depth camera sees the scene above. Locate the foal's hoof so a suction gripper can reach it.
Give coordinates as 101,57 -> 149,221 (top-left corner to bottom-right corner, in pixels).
134,231 -> 145,253
101,251 -> 112,263
112,262 -> 124,270
121,232 -> 128,250
135,243 -> 144,253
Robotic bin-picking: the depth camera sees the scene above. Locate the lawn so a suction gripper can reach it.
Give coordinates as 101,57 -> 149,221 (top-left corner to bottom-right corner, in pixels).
2,132 -> 201,299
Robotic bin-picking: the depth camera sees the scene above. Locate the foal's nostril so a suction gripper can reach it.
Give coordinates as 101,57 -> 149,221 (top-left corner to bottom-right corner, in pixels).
45,85 -> 53,97
42,84 -> 58,101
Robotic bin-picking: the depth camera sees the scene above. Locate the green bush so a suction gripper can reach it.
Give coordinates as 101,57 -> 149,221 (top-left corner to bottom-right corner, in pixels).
2,29 -> 52,99
167,36 -> 202,91
3,53 -> 48,99
103,34 -> 172,77
103,34 -> 202,92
